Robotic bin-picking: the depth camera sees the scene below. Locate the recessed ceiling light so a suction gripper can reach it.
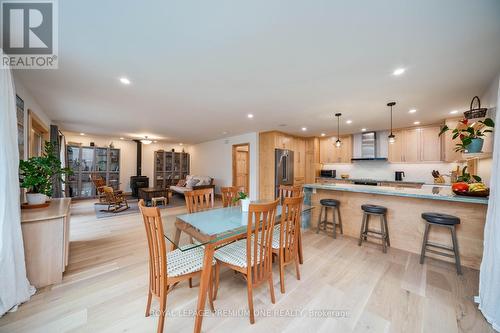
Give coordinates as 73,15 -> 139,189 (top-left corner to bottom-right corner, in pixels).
409,109 -> 417,113
247,114 -> 254,119
153,140 -> 158,143
450,110 -> 459,114
222,131 -> 228,135
179,143 -> 183,146
361,128 -> 367,132
301,127 -> 307,131
321,133 -> 326,137
346,120 -> 352,124
79,132 -> 85,136
392,68 -> 406,76
119,77 -> 131,85
119,137 -> 124,140
414,121 -> 421,125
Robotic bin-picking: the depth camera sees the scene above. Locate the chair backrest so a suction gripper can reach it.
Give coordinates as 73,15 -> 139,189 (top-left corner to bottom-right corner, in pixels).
102,186 -> 116,201
279,195 -> 303,263
184,188 -> 215,213
221,186 -> 244,207
246,199 -> 279,283
278,185 -> 302,203
139,199 -> 167,298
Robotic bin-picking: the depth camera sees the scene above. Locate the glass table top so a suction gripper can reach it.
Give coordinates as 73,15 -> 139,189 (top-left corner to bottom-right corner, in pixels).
166,204 -> 313,251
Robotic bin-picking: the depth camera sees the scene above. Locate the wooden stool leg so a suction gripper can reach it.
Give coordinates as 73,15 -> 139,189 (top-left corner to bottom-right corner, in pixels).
383,214 -> 390,247
358,213 -> 367,246
332,207 -> 337,239
420,223 -> 431,264
380,215 -> 387,253
337,206 -> 343,234
450,226 -> 462,275
364,214 -> 370,241
316,206 -> 324,234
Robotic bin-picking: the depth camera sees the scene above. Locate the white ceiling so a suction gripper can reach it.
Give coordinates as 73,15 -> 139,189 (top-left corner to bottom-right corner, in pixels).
14,0 -> 500,143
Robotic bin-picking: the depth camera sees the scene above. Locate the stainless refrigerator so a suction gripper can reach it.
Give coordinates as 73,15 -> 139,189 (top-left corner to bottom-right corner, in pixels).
275,148 -> 294,198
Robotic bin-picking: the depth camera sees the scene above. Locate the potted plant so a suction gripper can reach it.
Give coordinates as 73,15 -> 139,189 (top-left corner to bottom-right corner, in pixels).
232,192 -> 250,212
439,117 -> 495,153
19,141 -> 72,205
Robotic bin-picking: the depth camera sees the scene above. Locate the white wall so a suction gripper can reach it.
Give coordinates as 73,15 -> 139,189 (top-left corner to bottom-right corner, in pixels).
13,74 -> 52,160
63,132 -> 187,192
188,132 -> 259,199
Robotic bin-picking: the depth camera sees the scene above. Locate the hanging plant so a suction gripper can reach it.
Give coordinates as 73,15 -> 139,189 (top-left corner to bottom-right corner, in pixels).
439,118 -> 495,152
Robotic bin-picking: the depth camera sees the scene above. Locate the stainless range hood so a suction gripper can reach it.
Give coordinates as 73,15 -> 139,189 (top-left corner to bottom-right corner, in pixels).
351,131 -> 388,161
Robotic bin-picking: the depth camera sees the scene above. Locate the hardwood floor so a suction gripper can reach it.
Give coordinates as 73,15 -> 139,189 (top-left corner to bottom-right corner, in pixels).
0,199 -> 493,333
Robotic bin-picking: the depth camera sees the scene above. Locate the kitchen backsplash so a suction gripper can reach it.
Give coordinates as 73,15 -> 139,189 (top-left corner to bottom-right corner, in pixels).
321,161 -> 461,184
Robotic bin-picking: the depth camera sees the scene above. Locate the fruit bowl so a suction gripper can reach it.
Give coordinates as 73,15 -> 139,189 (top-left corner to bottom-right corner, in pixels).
453,189 -> 490,197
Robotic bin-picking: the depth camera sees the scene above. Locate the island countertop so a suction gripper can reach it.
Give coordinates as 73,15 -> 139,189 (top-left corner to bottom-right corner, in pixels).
303,183 -> 488,205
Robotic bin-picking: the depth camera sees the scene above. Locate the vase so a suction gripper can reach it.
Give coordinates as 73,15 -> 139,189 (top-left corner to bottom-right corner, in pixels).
240,198 -> 251,212
467,138 -> 484,153
26,193 -> 47,205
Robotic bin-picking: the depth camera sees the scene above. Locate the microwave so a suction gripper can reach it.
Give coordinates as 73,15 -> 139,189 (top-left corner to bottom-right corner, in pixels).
320,170 -> 336,178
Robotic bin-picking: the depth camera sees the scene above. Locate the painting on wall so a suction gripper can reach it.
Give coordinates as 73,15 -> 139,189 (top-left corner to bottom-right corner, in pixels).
16,94 -> 24,159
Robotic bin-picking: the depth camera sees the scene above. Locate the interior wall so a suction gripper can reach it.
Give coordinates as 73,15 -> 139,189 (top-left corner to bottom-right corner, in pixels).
188,132 -> 259,199
12,75 -> 52,160
63,132 -> 187,192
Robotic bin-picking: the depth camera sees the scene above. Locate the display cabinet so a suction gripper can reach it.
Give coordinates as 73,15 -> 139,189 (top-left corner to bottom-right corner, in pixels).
154,151 -> 190,188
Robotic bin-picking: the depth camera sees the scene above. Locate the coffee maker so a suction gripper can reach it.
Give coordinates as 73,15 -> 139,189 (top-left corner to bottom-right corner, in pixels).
395,171 -> 405,181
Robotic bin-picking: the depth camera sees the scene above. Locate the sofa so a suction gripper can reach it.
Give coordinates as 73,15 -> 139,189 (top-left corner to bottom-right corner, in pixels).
169,175 -> 215,195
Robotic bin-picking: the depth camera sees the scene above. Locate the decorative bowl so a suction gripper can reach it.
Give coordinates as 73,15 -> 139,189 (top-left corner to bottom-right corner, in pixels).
453,189 -> 489,197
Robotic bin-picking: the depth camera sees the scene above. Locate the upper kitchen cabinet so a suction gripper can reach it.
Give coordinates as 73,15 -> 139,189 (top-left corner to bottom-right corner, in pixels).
388,126 -> 442,163
441,118 -> 463,162
319,135 -> 352,163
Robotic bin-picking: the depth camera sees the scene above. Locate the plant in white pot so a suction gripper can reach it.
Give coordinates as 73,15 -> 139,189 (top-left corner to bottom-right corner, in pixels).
19,142 -> 72,205
233,192 -> 250,212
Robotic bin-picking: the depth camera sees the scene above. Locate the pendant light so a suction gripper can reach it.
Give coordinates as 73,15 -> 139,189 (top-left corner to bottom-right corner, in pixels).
141,136 -> 153,144
387,102 -> 396,144
335,113 -> 342,148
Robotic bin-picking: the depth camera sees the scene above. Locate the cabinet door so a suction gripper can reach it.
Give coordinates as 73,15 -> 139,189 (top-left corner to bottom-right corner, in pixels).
319,138 -> 335,163
294,138 -> 306,178
388,130 -> 404,162
442,119 -> 463,162
340,135 -> 352,163
403,129 -> 420,162
420,126 -> 441,161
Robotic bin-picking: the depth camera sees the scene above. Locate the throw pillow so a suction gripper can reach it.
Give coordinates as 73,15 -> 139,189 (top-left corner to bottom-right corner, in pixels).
186,178 -> 200,188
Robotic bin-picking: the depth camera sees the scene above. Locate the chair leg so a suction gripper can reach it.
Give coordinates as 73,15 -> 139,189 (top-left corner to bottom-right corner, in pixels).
358,213 -> 366,246
213,262 -> 220,300
246,277 -> 255,324
450,226 -> 462,275
316,206 -> 324,234
157,292 -> 167,333
208,268 -> 215,312
268,272 -> 276,304
332,207 -> 337,239
145,291 -> 152,317
189,278 -> 193,288
364,214 -> 370,240
337,206 -> 343,234
420,223 -> 431,264
279,251 -> 285,294
383,214 -> 390,247
380,215 -> 387,253
294,256 -> 301,281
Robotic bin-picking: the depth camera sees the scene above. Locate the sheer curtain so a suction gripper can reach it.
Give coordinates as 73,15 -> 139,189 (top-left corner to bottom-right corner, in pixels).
477,76 -> 500,331
0,68 -> 35,316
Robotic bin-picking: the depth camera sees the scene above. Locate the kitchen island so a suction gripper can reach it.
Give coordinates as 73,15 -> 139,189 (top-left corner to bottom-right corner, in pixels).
303,183 -> 488,269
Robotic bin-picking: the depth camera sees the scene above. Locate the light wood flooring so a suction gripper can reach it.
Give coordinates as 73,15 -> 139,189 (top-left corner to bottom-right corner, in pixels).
0,198 -> 493,333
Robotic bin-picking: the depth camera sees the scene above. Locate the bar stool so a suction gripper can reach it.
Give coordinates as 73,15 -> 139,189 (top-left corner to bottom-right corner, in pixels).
420,212 -> 462,275
316,199 -> 343,238
358,204 -> 390,253
152,196 -> 167,207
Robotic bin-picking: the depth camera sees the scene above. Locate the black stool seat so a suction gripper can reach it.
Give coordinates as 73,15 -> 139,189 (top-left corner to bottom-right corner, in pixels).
422,212 -> 460,225
361,204 -> 387,214
320,199 -> 340,207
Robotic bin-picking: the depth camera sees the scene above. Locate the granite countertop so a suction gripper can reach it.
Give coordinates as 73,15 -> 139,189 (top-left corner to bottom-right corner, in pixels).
304,183 -> 488,205
316,177 -> 425,185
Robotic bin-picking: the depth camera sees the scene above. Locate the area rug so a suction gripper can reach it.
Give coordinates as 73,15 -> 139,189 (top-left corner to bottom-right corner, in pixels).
94,194 -> 186,219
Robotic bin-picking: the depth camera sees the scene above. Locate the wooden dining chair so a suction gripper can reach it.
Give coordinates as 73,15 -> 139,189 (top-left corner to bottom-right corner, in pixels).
272,195 -> 303,293
184,188 -> 215,213
213,199 -> 280,324
220,186 -> 244,207
278,185 -> 304,264
139,200 -> 215,333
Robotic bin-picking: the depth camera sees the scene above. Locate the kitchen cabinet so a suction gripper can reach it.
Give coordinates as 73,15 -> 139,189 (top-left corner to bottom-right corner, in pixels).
388,126 -> 441,163
293,138 -> 306,184
442,118 -> 462,162
319,135 -> 352,163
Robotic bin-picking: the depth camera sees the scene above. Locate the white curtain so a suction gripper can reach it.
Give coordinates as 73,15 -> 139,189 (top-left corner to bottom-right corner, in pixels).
0,67 -> 35,316
478,77 -> 500,332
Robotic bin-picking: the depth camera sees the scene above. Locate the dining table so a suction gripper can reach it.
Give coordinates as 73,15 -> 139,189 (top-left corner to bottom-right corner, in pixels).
167,202 -> 313,333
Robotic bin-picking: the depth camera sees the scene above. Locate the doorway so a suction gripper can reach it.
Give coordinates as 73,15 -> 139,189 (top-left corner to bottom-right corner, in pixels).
232,143 -> 250,196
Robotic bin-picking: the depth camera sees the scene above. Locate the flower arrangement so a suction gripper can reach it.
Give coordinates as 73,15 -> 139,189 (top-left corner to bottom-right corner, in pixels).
439,117 -> 494,153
